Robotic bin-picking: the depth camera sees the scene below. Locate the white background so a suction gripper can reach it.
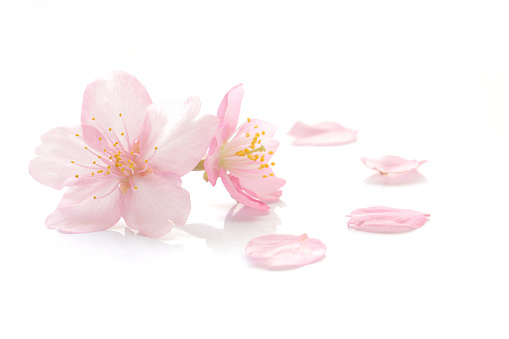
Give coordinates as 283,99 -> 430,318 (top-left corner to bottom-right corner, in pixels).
1,1 -> 508,338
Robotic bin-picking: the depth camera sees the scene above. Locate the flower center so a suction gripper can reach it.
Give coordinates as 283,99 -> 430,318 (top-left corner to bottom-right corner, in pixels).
219,118 -> 276,178
71,113 -> 158,198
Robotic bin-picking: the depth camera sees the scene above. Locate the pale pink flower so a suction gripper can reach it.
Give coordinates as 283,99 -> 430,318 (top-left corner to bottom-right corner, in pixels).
29,71 -> 218,238
347,206 -> 430,233
245,233 -> 327,269
361,155 -> 427,175
288,121 -> 357,146
204,84 -> 285,210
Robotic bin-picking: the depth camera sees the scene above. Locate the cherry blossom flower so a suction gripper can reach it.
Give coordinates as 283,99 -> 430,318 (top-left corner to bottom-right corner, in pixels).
360,155 -> 427,175
203,84 -> 285,210
245,233 -> 327,269
347,206 -> 430,233
29,71 -> 218,238
288,121 -> 357,146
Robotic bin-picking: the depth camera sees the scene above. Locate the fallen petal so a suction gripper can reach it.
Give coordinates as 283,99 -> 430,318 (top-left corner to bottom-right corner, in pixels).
288,121 -> 357,146
347,206 -> 430,233
360,156 -> 427,175
245,233 -> 326,268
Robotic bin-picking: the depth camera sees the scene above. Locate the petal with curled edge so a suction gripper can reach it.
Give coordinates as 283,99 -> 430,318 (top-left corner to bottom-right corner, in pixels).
360,156 -> 427,175
220,168 -> 269,210
245,233 -> 327,269
288,121 -> 357,146
347,206 -> 430,233
217,84 -> 244,141
121,172 -> 191,239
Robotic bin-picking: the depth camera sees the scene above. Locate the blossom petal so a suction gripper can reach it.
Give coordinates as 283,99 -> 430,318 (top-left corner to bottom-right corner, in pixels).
245,233 -> 327,268
217,84 -> 243,141
203,130 -> 223,186
81,71 -> 152,149
140,97 -> 218,176
121,172 -> 191,238
220,168 -> 269,210
45,177 -> 122,233
29,125 -> 106,189
347,206 -> 430,233
236,168 -> 285,201
288,121 -> 358,146
360,156 -> 427,175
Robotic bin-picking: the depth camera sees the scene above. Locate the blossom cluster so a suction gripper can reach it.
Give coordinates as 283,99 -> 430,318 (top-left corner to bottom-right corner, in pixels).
29,72 -> 284,238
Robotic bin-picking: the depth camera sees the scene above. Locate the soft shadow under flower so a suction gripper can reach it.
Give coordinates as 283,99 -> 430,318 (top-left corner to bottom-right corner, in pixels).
55,228 -> 184,263
178,201 -> 285,253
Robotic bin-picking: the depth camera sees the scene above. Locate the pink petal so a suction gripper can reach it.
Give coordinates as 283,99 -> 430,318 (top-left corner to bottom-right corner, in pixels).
288,121 -> 358,146
29,125 -> 106,189
237,168 -> 285,202
203,130 -> 223,186
360,156 -> 427,175
220,168 -> 269,210
81,71 -> 152,149
46,177 -> 122,233
245,233 -> 327,268
121,172 -> 191,238
139,97 -> 218,176
217,84 -> 244,141
347,206 -> 430,233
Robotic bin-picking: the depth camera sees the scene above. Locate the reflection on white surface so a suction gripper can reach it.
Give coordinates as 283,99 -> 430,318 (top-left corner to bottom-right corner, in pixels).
178,201 -> 284,253
54,228 -> 185,263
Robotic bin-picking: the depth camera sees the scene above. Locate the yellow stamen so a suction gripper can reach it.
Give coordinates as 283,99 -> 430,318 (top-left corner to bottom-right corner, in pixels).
262,131 -> 265,135
263,175 -> 267,178
271,162 -> 275,166
269,151 -> 274,154
119,113 -> 122,117
75,134 -> 79,137
247,118 -> 251,122
246,133 -> 250,137
269,173 -> 274,177
134,186 -> 138,189
71,161 -> 75,163
255,125 -> 259,128
75,175 -> 79,178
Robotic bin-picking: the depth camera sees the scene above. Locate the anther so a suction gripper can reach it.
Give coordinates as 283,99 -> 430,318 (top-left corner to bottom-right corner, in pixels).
262,131 -> 265,135
75,134 -> 79,137
75,175 -> 79,178
119,113 -> 122,117
92,118 -> 96,120
247,118 -> 251,122
246,133 -> 250,137
269,151 -> 274,154
263,175 -> 268,178
255,125 -> 259,128
71,161 -> 75,163
271,162 -> 275,166
134,186 -> 138,189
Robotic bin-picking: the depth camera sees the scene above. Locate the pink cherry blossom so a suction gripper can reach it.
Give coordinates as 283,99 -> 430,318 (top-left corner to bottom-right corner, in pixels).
288,121 -> 357,146
245,233 -> 327,268
347,206 -> 430,233
360,155 -> 427,175
204,84 -> 285,210
29,71 -> 218,238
